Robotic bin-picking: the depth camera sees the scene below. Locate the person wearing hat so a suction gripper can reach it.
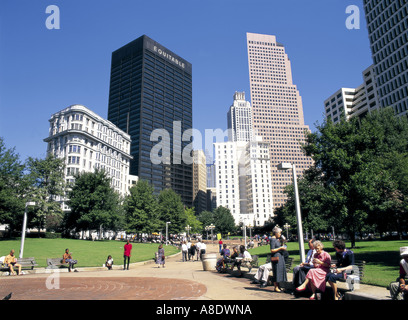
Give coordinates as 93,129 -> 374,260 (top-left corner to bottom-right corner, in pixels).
389,247 -> 408,300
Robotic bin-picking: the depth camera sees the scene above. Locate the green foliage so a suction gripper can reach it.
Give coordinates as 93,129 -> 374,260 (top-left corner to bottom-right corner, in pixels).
124,180 -> 159,233
282,108 -> 408,246
25,154 -> 66,231
157,188 -> 187,234
65,169 -> 123,233
213,206 -> 236,236
184,207 -> 202,233
0,137 -> 27,232
197,210 -> 215,232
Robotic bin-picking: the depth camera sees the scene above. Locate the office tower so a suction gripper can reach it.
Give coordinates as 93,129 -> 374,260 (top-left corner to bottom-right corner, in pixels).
206,187 -> 217,212
246,32 -> 313,209
214,136 -> 273,226
363,0 -> 408,115
324,65 -> 381,124
206,163 -> 216,188
245,138 -> 273,226
44,104 -> 135,211
215,141 -> 248,224
107,35 -> 193,206
193,150 -> 207,214
227,91 -> 254,142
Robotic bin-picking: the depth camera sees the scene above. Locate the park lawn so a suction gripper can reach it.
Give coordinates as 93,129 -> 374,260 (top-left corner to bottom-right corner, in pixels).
248,240 -> 408,288
0,238 -> 180,268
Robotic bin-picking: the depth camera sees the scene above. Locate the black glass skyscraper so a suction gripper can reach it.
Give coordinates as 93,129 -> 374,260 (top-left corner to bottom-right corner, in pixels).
107,35 -> 193,206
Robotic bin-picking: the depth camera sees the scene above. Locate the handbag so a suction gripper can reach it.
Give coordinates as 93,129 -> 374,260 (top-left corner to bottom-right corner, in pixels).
271,256 -> 279,263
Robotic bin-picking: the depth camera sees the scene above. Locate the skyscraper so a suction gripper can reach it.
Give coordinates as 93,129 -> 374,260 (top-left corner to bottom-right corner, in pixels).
246,32 -> 313,209
363,0 -> 408,116
192,150 -> 207,214
324,65 -> 380,124
107,35 -> 193,206
227,91 -> 254,142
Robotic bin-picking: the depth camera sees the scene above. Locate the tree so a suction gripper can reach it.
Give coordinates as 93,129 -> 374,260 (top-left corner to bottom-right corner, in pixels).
157,188 -> 187,234
0,137 -> 27,233
213,206 -> 236,237
65,169 -> 123,236
197,210 -> 215,233
184,207 -> 202,234
124,180 -> 159,234
25,154 -> 66,231
284,107 -> 408,247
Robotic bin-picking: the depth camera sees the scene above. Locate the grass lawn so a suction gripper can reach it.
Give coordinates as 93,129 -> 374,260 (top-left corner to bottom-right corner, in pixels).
248,240 -> 408,288
0,238 -> 180,268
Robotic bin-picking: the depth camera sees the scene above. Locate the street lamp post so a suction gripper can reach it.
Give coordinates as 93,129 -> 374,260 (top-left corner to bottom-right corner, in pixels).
205,226 -> 209,240
20,201 -> 35,259
185,225 -> 191,239
165,222 -> 171,246
278,163 -> 305,263
208,224 -> 215,243
284,223 -> 291,240
241,220 -> 247,248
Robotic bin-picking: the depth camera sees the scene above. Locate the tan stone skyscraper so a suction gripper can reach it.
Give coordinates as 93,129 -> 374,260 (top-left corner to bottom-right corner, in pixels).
246,32 -> 313,209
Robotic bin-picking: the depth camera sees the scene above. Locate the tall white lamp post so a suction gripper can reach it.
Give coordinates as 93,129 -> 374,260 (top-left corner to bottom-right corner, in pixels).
278,163 -> 305,263
165,221 -> 171,246
20,201 -> 35,259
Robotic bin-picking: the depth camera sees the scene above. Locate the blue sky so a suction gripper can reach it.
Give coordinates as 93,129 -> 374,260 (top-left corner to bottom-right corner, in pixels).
0,0 -> 373,161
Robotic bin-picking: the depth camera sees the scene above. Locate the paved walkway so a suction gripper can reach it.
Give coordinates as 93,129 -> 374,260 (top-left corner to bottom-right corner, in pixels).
0,242 -> 391,301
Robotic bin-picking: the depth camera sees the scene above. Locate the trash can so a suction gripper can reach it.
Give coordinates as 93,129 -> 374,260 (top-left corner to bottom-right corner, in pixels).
202,253 -> 217,271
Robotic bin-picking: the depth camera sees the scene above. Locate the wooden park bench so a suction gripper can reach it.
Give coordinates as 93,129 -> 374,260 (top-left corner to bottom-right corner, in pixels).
46,258 -> 69,269
265,255 -> 294,285
240,255 -> 259,272
0,257 -> 38,273
265,255 -> 294,273
224,254 -> 259,273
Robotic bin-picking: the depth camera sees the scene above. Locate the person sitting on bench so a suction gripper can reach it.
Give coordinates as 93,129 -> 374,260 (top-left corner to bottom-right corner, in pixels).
63,248 -> 78,272
390,247 -> 408,300
325,240 -> 355,300
4,250 -> 22,276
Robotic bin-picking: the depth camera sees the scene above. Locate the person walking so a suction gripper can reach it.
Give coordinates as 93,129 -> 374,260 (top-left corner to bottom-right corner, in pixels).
187,240 -> 192,260
181,241 -> 188,262
156,244 -> 165,268
123,240 -> 132,270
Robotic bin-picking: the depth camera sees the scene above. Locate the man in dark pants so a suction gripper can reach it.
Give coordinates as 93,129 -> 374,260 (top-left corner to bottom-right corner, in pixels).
123,240 -> 132,270
326,240 -> 355,300
292,239 -> 315,288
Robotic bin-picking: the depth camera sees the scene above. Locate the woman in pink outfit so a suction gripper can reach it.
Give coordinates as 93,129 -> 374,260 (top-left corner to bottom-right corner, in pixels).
295,240 -> 331,300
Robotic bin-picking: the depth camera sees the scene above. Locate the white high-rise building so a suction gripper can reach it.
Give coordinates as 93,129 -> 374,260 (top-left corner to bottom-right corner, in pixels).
215,141 -> 246,223
44,104 -> 136,211
245,137 -> 273,226
227,92 -> 254,142
324,65 -> 381,124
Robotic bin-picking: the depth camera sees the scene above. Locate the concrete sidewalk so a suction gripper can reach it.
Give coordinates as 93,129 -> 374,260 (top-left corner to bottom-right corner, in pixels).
0,242 -> 392,300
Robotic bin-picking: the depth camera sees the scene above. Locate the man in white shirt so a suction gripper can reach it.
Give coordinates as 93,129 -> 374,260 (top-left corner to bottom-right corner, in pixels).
292,239 -> 316,288
181,241 -> 188,262
196,240 -> 202,261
